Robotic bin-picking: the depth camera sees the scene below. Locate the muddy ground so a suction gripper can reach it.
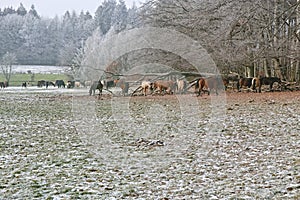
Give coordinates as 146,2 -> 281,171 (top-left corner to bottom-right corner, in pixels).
0,87 -> 299,199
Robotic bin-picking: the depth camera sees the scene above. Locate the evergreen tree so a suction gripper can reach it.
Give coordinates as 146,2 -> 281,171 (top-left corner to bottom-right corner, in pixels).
95,0 -> 117,34
2,7 -> 16,16
28,5 -> 39,19
17,3 -> 27,16
113,0 -> 128,32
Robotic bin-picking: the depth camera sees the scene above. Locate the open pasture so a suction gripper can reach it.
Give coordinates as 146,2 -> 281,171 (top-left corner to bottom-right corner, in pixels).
0,87 -> 299,199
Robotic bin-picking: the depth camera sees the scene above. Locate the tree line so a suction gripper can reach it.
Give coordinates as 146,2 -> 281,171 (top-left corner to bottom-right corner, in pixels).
0,0 -> 138,66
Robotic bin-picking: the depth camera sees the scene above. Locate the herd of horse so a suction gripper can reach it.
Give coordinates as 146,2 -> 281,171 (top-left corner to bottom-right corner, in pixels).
237,77 -> 282,93
35,80 -> 79,88
88,75 -> 284,97
0,75 -> 284,97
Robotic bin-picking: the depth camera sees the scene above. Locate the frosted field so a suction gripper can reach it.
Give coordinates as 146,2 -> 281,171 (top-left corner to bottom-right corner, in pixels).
0,88 -> 299,199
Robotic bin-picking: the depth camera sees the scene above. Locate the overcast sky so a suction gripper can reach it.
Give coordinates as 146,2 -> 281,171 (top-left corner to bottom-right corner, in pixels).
1,0 -> 145,18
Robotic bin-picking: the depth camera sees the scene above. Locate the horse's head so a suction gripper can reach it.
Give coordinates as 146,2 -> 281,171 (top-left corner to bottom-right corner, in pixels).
276,77 -> 282,84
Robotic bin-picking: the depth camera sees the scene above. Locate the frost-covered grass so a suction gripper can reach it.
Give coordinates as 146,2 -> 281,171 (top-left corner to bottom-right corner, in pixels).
0,90 -> 299,199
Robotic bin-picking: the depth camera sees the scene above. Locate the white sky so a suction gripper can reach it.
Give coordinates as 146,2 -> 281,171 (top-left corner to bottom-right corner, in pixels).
1,0 -> 145,18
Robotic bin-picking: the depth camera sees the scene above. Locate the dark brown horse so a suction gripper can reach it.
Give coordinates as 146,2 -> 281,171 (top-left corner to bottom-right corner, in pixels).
89,80 -> 103,96
102,79 -> 119,90
37,80 -> 46,87
0,81 -> 8,88
237,77 -> 253,92
259,77 -> 281,91
22,82 -> 27,88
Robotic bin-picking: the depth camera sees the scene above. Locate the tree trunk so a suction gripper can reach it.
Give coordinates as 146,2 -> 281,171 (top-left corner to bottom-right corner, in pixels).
263,59 -> 269,77
296,0 -> 300,81
273,58 -> 283,79
272,0 -> 283,79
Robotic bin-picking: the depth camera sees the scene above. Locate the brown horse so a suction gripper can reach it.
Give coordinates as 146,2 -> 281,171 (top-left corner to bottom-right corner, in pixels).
152,80 -> 176,95
237,77 -> 253,92
194,78 -> 208,96
195,76 -> 223,96
116,79 -> 129,96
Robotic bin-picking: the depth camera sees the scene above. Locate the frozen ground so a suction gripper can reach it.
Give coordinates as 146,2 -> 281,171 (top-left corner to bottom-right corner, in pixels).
0,87 -> 299,199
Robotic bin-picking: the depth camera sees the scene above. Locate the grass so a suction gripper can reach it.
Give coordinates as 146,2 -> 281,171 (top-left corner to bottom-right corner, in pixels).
0,73 -> 69,86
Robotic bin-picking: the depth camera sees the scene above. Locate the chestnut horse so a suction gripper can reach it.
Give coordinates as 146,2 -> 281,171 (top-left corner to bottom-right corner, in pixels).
194,78 -> 208,96
195,76 -> 223,96
152,80 -> 176,95
116,79 -> 129,96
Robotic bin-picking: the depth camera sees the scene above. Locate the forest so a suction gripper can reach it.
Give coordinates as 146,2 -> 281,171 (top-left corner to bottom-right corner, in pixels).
0,0 -> 299,82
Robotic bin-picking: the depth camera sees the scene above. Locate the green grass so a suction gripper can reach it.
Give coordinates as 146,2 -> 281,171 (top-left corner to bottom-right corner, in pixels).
0,73 -> 69,86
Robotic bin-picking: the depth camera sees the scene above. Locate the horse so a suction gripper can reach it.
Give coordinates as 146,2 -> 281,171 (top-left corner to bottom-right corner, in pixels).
206,76 -> 223,95
55,80 -> 65,88
116,79 -> 129,96
84,80 -> 92,88
259,77 -> 281,91
0,81 -> 8,88
75,81 -> 81,88
222,77 -> 230,91
195,76 -> 223,96
176,80 -> 187,94
251,77 -> 261,93
237,77 -> 253,92
67,81 -> 75,88
37,80 -> 46,87
141,81 -> 153,96
194,78 -> 208,96
89,80 -> 103,96
152,80 -> 176,95
45,81 -> 55,88
22,82 -> 27,88
102,79 -> 118,90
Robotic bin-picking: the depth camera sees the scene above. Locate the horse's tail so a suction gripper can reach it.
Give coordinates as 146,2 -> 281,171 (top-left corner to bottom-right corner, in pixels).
252,78 -> 257,91
237,79 -> 240,91
194,78 -> 200,89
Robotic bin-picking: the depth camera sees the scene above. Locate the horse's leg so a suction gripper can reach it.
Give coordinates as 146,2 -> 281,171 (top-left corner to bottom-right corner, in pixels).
270,83 -> 273,91
207,88 -> 210,95
198,89 -> 201,96
259,84 -> 262,93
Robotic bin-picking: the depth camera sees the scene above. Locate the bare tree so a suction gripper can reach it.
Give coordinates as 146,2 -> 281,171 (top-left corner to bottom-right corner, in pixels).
141,0 -> 300,80
1,52 -> 17,85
